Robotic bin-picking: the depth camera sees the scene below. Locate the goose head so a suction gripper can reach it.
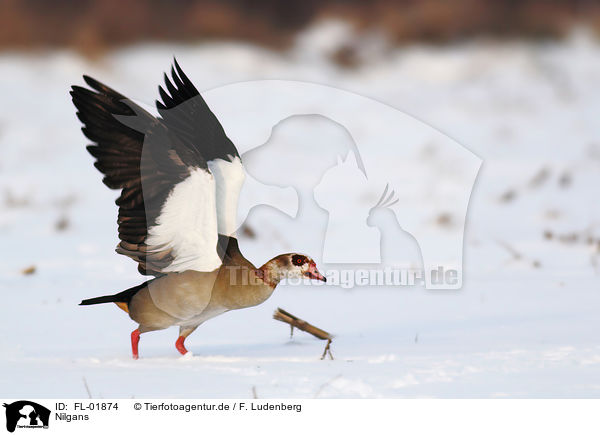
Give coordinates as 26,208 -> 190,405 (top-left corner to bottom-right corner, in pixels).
261,253 -> 326,286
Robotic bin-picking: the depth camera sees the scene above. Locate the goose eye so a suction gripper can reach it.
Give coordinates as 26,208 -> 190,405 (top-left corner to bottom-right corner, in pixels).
292,255 -> 304,266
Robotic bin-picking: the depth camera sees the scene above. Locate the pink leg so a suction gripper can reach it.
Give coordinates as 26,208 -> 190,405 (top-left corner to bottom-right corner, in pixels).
131,329 -> 140,360
175,336 -> 188,355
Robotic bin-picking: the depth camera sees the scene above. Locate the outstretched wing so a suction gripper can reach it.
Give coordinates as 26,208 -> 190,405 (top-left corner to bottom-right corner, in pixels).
157,60 -> 245,237
71,74 -> 222,276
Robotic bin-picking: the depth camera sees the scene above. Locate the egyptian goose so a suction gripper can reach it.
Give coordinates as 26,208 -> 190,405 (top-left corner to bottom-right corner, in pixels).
71,60 -> 326,359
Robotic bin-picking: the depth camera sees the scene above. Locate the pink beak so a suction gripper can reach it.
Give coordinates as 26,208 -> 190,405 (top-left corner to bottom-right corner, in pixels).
305,262 -> 326,282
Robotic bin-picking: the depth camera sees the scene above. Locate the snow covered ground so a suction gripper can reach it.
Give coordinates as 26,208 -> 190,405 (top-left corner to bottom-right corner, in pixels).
1,22 -> 600,398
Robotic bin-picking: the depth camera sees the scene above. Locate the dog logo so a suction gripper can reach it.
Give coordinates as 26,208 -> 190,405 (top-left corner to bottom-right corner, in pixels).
3,401 -> 50,433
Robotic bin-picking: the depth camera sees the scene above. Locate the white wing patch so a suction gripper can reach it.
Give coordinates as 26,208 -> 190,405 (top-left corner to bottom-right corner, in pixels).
207,156 -> 245,236
146,168 -> 221,272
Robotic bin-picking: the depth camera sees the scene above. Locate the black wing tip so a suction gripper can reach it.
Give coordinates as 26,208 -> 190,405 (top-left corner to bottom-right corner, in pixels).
74,74 -> 129,105
70,77 -> 105,105
156,99 -> 166,110
156,57 -> 200,111
70,84 -> 91,98
158,83 -> 171,105
82,74 -> 102,90
70,75 -> 107,95
172,56 -> 184,80
173,59 -> 196,92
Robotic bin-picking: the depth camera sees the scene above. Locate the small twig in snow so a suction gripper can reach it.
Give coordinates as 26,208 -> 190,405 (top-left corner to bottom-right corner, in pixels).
273,308 -> 334,360
82,377 -> 92,399
495,239 -> 541,268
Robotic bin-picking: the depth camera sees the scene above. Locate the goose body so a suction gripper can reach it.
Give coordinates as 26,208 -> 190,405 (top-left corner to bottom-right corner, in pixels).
120,238 -> 275,331
71,61 -> 325,358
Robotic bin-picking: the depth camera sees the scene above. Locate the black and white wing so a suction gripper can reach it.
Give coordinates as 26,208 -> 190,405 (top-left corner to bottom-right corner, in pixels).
70,62 -> 242,276
157,60 -> 245,237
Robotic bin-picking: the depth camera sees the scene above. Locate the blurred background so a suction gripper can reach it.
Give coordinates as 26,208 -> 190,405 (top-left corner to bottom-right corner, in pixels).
2,0 -> 600,398
2,0 -> 600,52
